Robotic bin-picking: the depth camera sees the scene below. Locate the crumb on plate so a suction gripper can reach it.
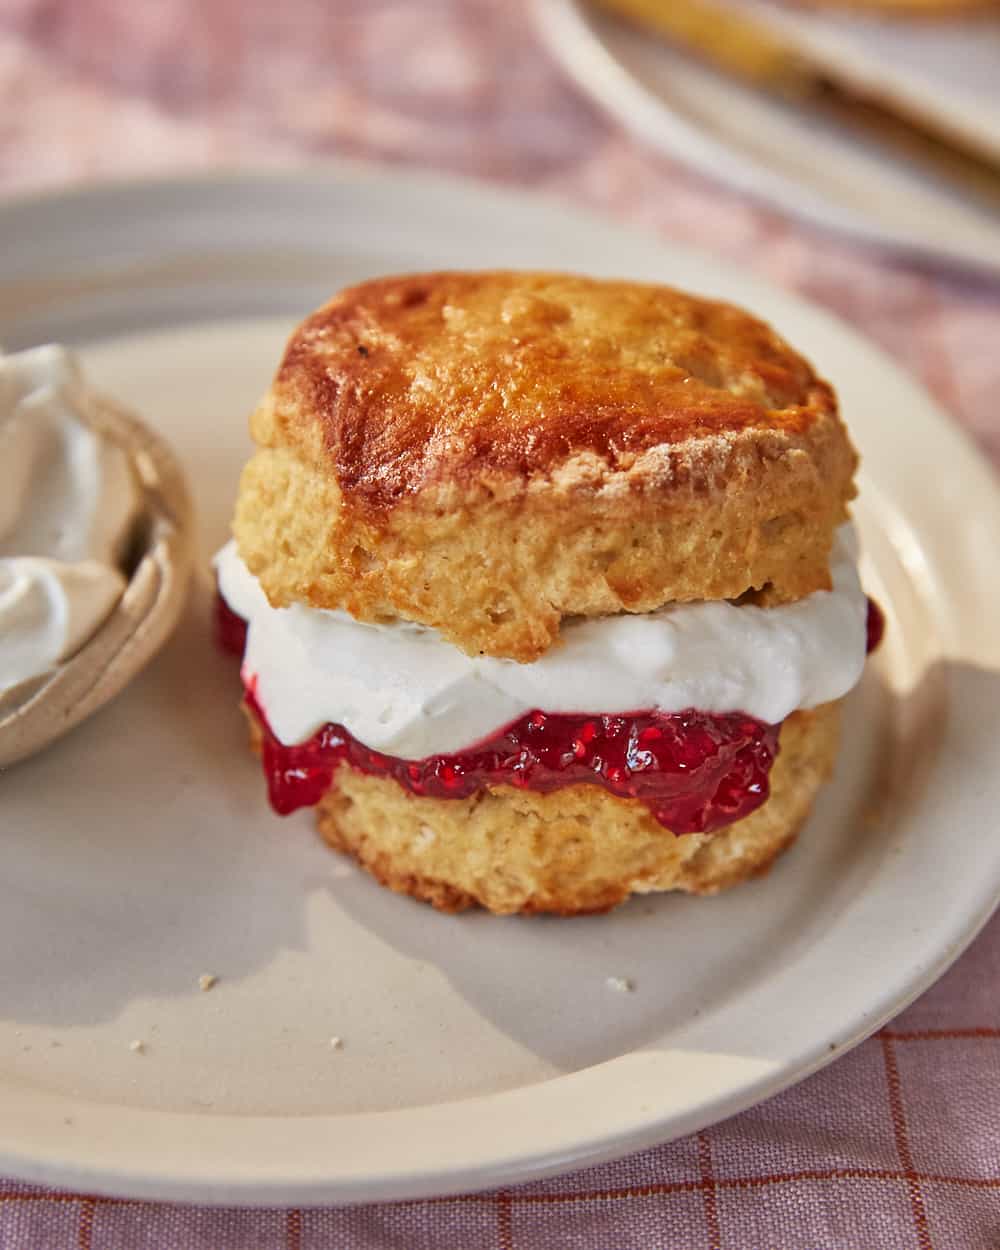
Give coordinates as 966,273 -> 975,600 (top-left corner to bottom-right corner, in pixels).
606,976 -> 635,993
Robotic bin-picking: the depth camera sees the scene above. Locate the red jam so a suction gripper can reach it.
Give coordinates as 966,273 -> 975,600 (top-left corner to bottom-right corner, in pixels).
866,597 -> 885,654
216,593 -> 248,656
243,682 -> 779,835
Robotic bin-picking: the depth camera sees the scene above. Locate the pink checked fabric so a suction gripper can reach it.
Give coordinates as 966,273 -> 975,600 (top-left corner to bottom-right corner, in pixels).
1,1 -> 999,1246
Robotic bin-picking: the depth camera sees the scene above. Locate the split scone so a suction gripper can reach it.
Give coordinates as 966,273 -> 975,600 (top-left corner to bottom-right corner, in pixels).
216,271 -> 880,916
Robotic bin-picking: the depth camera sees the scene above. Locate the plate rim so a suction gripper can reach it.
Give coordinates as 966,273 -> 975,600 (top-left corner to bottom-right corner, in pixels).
1,163 -> 999,1206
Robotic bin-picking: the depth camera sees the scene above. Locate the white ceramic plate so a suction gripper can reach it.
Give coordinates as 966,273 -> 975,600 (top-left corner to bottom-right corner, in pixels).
534,0 -> 1000,277
1,168 -> 998,1207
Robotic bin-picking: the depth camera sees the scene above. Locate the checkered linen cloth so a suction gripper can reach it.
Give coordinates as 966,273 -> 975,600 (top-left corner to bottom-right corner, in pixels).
2,1 -> 999,1245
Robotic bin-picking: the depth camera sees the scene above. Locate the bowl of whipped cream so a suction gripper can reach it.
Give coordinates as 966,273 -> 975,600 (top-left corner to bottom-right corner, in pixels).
0,345 -> 192,767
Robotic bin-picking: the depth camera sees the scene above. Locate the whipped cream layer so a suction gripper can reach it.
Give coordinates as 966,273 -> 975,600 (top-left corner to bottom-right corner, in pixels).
0,346 -> 142,695
216,526 -> 868,759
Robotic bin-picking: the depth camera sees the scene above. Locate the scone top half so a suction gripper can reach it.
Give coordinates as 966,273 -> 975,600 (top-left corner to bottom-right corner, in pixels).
234,271 -> 856,662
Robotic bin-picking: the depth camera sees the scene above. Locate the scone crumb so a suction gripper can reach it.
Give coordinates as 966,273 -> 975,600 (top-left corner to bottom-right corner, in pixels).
329,1036 -> 344,1050
128,1039 -> 146,1054
198,973 -> 218,992
606,976 -> 635,993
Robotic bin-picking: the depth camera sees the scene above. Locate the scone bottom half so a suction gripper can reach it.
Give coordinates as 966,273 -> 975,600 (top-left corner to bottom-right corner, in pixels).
219,271 -> 877,916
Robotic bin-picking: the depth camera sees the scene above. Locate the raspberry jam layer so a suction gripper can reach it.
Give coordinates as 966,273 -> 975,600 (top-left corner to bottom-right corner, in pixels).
244,683 -> 779,835
216,592 -> 249,656
866,597 -> 886,654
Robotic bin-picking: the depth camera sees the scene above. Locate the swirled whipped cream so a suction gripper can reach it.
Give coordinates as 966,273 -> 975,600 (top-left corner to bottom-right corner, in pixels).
215,526 -> 868,759
0,346 -> 142,697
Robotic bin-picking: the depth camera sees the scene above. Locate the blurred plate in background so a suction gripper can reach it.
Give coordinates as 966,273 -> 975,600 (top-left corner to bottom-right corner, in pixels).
535,0 -> 1000,276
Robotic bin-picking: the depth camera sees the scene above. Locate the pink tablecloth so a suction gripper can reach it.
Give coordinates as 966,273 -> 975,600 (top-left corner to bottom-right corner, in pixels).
2,1 -> 999,1246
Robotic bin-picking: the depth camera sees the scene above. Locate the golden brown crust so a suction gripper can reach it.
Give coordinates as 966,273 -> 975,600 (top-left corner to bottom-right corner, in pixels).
271,272 -> 841,509
310,701 -> 842,916
235,272 -> 856,661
